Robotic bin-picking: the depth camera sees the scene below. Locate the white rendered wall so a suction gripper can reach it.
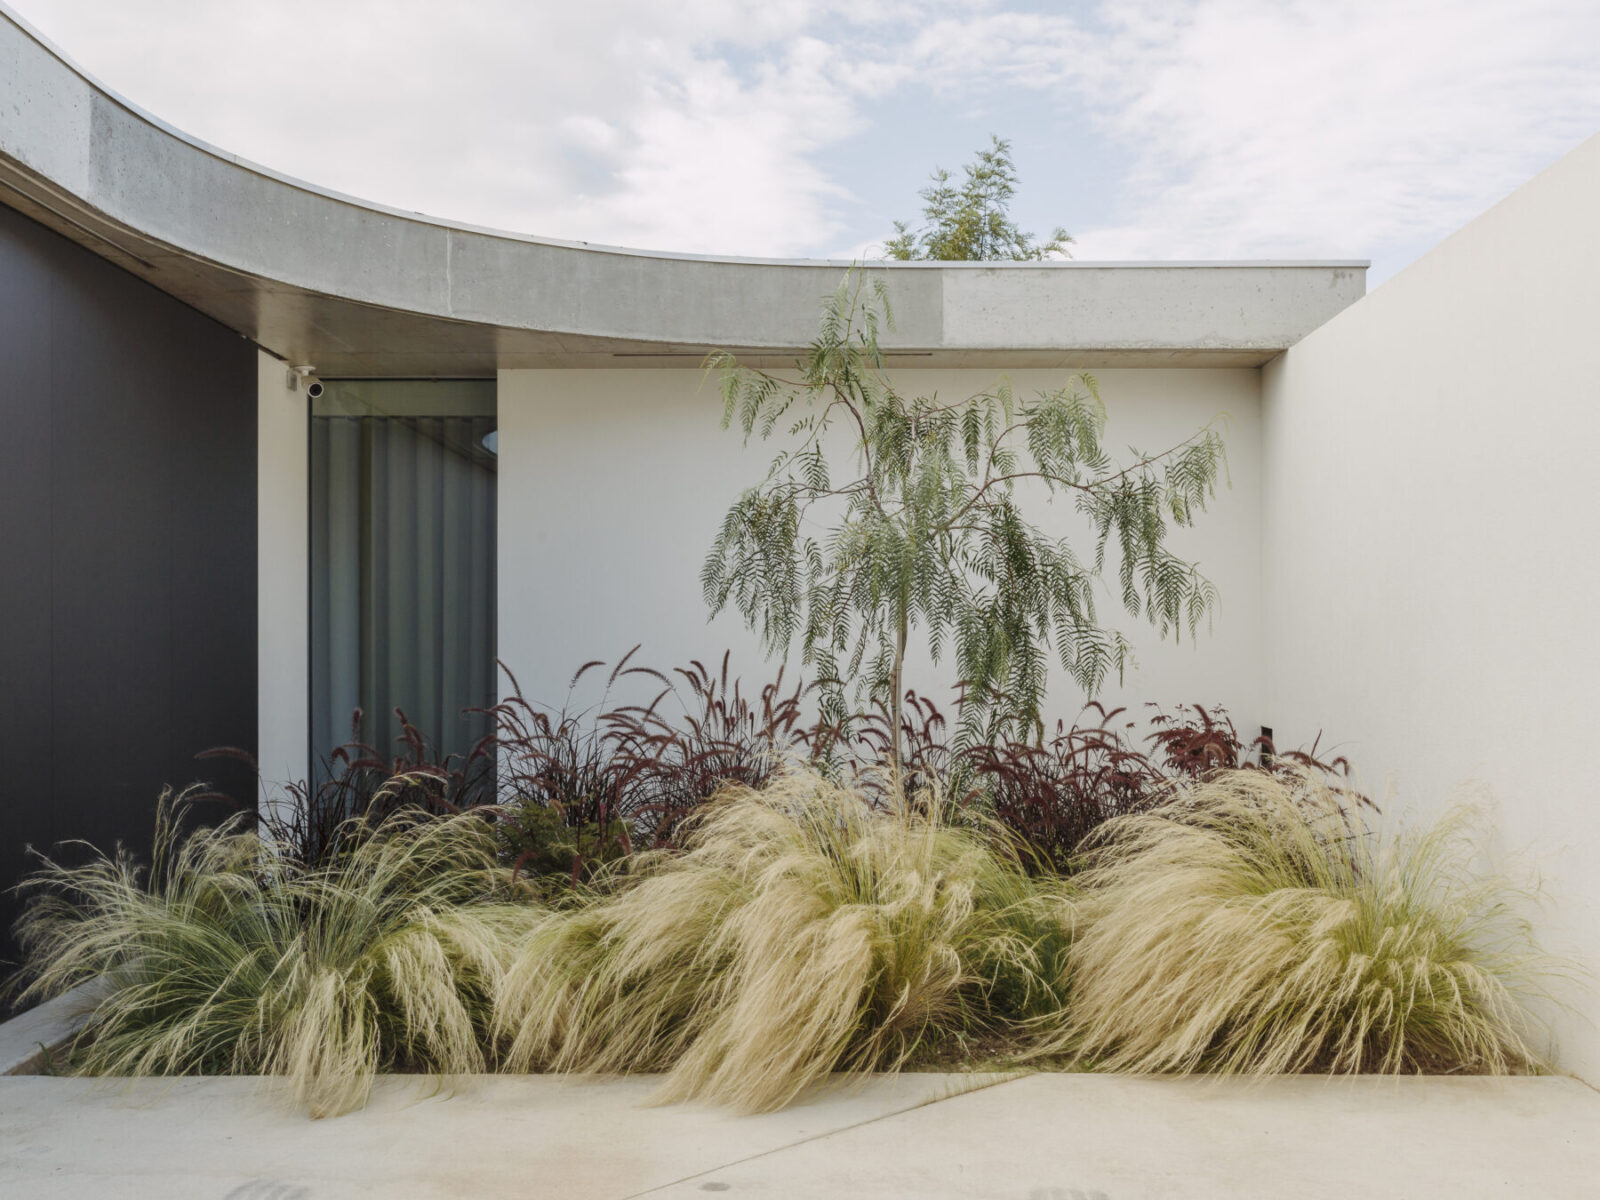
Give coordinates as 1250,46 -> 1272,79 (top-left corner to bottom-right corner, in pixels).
256,352 -> 309,808
498,366 -> 1265,737
1263,134 -> 1600,1082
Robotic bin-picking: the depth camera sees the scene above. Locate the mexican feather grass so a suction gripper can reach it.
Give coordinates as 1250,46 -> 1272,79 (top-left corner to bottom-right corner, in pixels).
13,765 -> 1555,1118
12,792 -> 518,1117
1057,770 -> 1550,1075
494,767 -> 1076,1111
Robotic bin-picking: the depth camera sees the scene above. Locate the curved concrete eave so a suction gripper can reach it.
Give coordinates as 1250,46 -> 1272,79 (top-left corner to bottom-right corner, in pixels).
0,6 -> 1367,376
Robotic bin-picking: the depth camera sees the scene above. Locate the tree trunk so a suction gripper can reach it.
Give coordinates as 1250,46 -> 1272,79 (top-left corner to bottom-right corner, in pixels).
890,610 -> 908,788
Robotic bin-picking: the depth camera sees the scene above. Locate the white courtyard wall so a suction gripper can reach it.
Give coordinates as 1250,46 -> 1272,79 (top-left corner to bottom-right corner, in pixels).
498,366 -> 1265,736
256,351 -> 309,810
1262,133 -> 1600,1082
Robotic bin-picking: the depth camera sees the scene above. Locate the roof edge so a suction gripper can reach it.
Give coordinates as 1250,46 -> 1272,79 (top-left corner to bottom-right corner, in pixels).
0,3 -> 1368,271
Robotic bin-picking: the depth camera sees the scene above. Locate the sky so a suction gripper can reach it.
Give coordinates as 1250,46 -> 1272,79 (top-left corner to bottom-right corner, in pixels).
11,0 -> 1600,283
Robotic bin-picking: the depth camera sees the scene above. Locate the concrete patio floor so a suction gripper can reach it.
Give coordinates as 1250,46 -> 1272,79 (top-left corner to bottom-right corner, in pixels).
3,1071 -> 1596,1199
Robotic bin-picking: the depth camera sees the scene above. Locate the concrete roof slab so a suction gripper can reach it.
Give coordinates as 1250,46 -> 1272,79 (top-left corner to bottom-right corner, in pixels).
0,5 -> 1368,376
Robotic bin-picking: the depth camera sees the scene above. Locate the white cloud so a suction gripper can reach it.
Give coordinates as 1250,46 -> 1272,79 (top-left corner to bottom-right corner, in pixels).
10,0 -> 1600,272
12,0 -> 889,253
549,35 -> 864,253
1061,0 -> 1600,267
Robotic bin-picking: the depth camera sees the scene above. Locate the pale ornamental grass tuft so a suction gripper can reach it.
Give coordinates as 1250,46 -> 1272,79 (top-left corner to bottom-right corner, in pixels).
494,766 -> 1076,1111
1058,770 -> 1550,1075
13,794 -> 519,1117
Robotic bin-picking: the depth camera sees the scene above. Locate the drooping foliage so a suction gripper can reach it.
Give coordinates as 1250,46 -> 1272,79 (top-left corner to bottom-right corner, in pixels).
493,767 -> 1076,1112
702,273 -> 1228,765
1057,770 -> 1550,1075
8,758 -> 1560,1118
11,795 -> 515,1118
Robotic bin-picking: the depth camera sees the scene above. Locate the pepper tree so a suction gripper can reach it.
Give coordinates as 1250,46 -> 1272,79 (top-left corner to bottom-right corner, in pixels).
702,274 -> 1226,774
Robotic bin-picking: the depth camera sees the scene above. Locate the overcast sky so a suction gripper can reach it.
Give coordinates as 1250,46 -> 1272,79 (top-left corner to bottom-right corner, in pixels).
12,0 -> 1600,282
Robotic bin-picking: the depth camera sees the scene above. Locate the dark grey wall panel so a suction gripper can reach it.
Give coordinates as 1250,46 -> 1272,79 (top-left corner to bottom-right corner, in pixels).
0,204 -> 257,979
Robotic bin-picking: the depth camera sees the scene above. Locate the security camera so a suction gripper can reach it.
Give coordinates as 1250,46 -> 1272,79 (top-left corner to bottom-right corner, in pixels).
289,365 -> 324,399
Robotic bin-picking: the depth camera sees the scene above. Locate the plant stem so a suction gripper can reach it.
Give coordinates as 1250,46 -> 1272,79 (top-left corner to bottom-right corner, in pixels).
890,607 -> 908,785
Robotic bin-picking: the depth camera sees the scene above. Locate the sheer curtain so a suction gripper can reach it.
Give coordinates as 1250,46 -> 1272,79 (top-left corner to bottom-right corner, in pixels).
310,381 -> 496,780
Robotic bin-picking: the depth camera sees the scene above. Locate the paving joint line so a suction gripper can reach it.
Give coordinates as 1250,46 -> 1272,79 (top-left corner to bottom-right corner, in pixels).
616,1071 -> 1035,1200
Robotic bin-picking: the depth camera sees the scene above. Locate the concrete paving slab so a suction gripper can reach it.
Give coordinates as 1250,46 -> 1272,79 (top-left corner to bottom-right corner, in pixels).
646,1074 -> 1600,1200
1,1071 -> 1594,1199
0,1072 -> 1012,1200
0,982 -> 101,1075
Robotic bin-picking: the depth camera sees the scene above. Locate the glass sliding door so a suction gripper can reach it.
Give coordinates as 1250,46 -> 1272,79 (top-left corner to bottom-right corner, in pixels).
309,380 -> 497,784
